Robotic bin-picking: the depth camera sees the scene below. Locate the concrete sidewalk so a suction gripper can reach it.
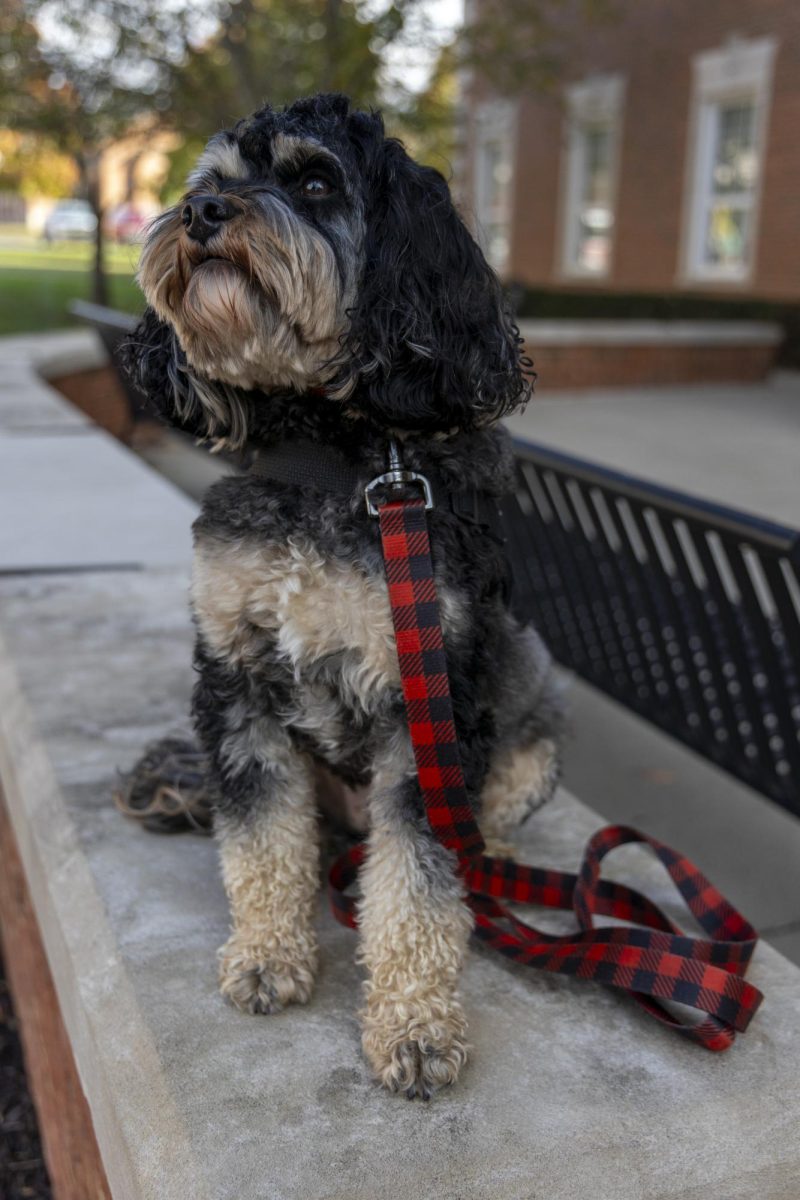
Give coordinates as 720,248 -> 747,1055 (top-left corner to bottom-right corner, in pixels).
506,373 -> 800,526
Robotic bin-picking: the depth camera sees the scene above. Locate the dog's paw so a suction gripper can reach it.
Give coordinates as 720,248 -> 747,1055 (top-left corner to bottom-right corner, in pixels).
361,992 -> 469,1100
218,938 -> 316,1015
482,834 -> 517,859
376,1036 -> 468,1101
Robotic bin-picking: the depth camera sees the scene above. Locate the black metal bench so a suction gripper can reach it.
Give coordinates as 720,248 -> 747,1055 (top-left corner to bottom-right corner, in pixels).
507,440 -> 800,818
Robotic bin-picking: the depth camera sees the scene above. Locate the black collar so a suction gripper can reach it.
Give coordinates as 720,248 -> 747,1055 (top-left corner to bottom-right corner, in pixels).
250,437 -> 383,495
248,437 -> 504,533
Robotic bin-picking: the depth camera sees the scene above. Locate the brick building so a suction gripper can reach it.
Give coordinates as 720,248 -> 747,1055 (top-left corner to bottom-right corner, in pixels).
460,1 -> 800,304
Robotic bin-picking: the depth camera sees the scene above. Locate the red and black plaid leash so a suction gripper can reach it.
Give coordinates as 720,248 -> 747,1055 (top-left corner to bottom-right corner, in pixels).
328,497 -> 764,1050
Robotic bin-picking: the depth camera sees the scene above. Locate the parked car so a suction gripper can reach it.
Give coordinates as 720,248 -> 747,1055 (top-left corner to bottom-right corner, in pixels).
105,204 -> 148,244
43,200 -> 97,242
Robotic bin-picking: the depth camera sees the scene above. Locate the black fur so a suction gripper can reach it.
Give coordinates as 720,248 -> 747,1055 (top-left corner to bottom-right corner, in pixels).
118,306 -> 206,439
330,110 -> 531,431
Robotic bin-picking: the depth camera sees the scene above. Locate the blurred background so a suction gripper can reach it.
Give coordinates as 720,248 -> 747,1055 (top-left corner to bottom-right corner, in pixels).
2,0 -> 798,349
0,0 -> 467,324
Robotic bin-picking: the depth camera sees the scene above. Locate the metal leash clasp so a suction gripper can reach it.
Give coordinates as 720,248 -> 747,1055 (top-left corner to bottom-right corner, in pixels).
364,438 -> 434,518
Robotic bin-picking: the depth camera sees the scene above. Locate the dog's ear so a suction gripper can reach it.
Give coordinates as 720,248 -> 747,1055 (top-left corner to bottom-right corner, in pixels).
334,115 -> 531,432
119,307 -> 249,445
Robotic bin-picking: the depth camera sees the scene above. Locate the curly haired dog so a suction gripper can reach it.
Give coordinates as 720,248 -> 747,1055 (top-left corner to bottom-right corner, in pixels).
123,93 -> 563,1099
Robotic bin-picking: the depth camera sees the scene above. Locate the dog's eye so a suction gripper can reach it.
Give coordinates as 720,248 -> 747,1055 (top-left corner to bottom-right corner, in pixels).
300,175 -> 333,198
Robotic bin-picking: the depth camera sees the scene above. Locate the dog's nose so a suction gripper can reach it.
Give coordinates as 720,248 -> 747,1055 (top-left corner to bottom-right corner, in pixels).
181,194 -> 235,243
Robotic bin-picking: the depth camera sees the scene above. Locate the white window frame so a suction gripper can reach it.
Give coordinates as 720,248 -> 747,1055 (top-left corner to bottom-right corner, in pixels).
472,99 -> 517,276
558,74 -> 625,281
680,36 -> 777,285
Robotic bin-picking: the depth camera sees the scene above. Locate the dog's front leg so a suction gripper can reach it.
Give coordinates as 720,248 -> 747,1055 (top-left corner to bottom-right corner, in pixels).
214,735 -> 319,1016
358,763 -> 473,1099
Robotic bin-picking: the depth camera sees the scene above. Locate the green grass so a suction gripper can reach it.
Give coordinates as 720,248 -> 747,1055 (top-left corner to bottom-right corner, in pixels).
0,267 -> 144,333
0,239 -> 144,334
0,239 -> 141,274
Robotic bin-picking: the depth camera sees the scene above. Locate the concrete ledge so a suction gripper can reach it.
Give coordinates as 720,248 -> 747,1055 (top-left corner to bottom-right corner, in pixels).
0,430 -> 197,571
2,570 -> 800,1199
33,328 -> 109,380
517,320 -> 782,346
2,333 -> 800,1199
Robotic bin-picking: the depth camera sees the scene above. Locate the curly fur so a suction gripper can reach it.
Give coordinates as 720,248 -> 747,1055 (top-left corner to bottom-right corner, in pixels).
121,93 -> 562,1099
119,93 -> 532,447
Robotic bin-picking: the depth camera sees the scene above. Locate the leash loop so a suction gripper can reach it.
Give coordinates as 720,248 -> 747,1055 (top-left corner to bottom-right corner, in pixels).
328,492 -> 764,1051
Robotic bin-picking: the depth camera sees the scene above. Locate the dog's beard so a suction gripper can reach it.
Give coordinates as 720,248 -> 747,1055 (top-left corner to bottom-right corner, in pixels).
138,195 -> 351,393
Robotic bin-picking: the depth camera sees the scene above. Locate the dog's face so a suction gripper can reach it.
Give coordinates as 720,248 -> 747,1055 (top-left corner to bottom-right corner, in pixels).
125,93 -> 530,445
138,108 -> 366,396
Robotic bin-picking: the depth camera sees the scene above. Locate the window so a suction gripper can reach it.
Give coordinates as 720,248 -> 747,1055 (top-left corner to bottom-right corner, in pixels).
473,100 -> 516,275
682,37 -> 776,283
560,75 -> 625,279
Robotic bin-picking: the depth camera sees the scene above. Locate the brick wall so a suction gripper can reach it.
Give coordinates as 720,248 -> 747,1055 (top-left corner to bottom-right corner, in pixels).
466,0 -> 800,303
526,340 -> 776,391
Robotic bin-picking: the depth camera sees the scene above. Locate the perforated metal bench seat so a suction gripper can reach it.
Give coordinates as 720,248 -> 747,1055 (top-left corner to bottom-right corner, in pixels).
507,441 -> 800,816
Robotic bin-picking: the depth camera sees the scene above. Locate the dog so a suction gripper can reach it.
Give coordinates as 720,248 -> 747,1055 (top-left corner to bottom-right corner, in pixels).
122,92 -> 563,1099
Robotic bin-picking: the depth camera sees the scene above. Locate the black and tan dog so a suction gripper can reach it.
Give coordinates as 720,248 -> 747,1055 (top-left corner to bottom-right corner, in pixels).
123,93 -> 563,1099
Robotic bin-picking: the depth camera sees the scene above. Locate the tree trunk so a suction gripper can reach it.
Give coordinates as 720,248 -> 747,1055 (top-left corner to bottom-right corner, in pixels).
90,210 -> 107,306
78,151 -> 108,307
323,0 -> 342,91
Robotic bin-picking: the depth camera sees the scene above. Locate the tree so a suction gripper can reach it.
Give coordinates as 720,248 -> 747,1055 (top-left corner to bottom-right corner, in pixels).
160,0 -> 419,198
393,41 -> 459,175
0,130 -> 78,198
169,0 -> 417,128
1,0 -> 428,292
0,0 -> 187,302
459,0 -> 617,96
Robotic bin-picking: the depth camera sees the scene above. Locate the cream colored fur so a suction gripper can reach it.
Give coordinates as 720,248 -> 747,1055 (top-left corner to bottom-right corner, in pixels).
216,756 -> 320,1014
193,532 -> 465,706
192,533 -> 400,701
357,774 -> 473,1094
481,738 -> 558,838
137,189 -> 347,403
